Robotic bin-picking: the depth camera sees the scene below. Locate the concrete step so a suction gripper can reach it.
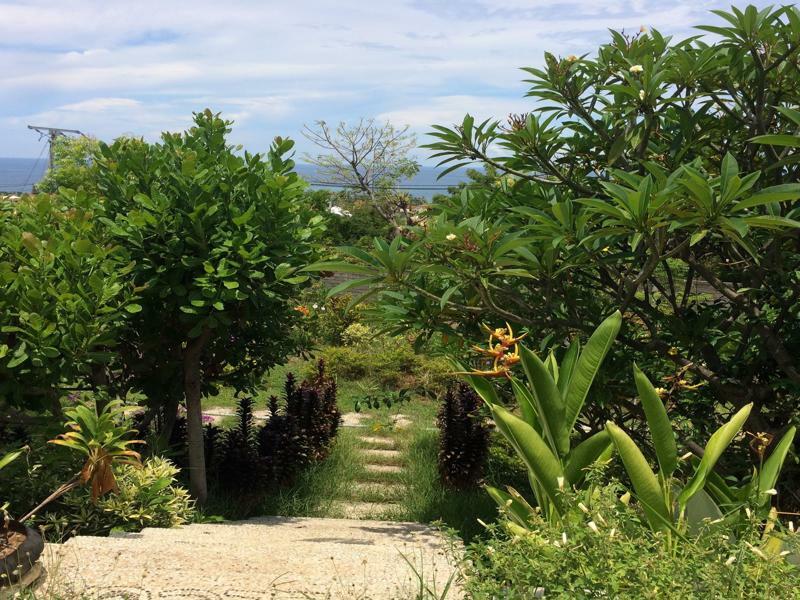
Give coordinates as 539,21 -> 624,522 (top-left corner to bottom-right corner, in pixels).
42,517 -> 461,599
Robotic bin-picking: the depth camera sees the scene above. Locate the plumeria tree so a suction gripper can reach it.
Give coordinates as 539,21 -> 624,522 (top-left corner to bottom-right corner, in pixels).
94,110 -> 324,502
307,5 -> 800,501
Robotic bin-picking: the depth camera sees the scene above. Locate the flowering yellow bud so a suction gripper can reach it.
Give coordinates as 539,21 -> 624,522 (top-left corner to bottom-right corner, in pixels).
630,64 -> 644,74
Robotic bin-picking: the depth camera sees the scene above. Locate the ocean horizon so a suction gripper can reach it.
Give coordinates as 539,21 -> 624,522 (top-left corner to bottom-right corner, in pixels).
0,157 -> 467,199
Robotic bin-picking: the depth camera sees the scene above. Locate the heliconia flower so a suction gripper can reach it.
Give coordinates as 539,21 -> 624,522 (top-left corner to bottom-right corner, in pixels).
294,305 -> 310,316
446,233 -> 457,241
630,64 -> 644,73
725,555 -> 736,566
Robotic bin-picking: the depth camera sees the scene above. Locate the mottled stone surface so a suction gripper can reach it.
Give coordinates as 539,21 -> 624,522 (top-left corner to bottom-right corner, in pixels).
41,517 -> 462,599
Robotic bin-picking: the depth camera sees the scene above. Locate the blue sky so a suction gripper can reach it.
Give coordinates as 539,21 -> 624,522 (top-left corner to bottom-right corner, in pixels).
0,1 -> 773,161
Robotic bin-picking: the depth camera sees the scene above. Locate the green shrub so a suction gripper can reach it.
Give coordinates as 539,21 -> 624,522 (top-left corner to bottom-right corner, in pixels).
44,457 -> 193,538
320,335 -> 454,396
341,322 -> 374,347
465,482 -> 800,599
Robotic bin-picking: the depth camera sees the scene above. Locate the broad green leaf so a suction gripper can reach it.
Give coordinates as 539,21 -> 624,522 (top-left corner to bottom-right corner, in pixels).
678,403 -> 752,509
606,422 -> 672,532
633,363 -> 678,477
733,184 -> 800,210
758,426 -> 796,500
491,405 -> 564,513
300,261 -> 377,275
564,430 -> 613,486
556,340 -> 580,397
564,311 -> 621,432
510,377 -> 539,430
0,448 -> 25,471
750,134 -> 800,147
519,346 -> 568,457
465,374 -> 501,407
684,488 -> 724,535
486,485 -> 535,529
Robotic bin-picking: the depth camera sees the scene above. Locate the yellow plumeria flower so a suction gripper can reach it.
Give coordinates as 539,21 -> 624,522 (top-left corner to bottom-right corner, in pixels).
630,64 -> 644,74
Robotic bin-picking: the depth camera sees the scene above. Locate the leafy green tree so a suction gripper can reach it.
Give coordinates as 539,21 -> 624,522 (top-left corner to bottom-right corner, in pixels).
310,5 -> 800,447
94,110 -> 324,502
0,191 -> 136,416
37,136 -> 101,194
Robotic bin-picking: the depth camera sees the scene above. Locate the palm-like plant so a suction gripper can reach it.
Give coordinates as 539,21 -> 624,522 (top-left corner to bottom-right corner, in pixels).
467,310 -> 622,524
19,398 -> 143,522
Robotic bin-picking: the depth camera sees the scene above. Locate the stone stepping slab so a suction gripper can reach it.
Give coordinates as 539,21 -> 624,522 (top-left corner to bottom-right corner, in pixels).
331,501 -> 404,520
357,435 -> 397,449
44,517 -> 461,599
360,448 -> 403,463
364,463 -> 403,474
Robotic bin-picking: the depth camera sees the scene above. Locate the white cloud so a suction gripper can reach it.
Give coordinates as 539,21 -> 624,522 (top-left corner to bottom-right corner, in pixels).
0,0 -> 776,158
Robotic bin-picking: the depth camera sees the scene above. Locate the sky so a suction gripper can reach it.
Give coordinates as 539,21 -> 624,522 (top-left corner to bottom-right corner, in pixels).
0,0 -> 774,161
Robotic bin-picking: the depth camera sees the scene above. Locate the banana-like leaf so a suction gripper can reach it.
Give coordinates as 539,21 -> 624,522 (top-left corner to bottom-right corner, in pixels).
633,363 -> 678,477
486,485 -> 535,529
0,447 -> 25,471
464,373 -> 501,407
758,426 -> 796,502
678,403 -> 752,509
556,340 -> 580,397
606,421 -> 672,532
491,404 -> 564,514
684,487 -> 723,535
564,311 -> 622,432
520,346 -> 569,457
510,377 -> 540,431
563,430 -> 613,486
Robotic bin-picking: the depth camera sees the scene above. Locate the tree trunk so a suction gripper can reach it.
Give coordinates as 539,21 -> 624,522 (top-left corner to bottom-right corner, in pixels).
183,328 -> 211,505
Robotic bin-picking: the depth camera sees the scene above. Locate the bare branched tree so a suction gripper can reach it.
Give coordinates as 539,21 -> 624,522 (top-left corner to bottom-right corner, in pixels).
302,119 -> 419,229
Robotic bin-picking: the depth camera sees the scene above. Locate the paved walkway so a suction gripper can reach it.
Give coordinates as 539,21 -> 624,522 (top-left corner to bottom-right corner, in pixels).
40,517 -> 460,599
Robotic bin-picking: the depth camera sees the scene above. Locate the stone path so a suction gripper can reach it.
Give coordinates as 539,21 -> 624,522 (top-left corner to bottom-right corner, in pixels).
40,517 -> 461,599
332,428 -> 407,521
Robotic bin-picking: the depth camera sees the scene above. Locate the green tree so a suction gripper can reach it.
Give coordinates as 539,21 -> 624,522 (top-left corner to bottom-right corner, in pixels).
308,6 -> 800,460
94,110 -> 324,502
37,136 -> 101,194
0,191 -> 136,416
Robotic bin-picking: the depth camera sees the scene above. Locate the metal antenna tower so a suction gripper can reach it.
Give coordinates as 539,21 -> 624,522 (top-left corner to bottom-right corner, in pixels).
27,125 -> 85,171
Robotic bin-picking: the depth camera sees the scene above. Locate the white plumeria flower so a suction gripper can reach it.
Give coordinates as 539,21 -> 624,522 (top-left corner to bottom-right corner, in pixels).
639,90 -> 646,100
630,64 -> 644,73
312,304 -> 319,309
446,233 -> 457,241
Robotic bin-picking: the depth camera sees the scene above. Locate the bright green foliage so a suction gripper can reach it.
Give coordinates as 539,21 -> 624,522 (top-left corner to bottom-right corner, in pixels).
605,365 -> 759,536
308,5 -> 800,462
93,110 -> 325,502
37,136 -> 101,195
470,311 -> 621,523
465,481 -> 800,599
45,456 -> 194,538
0,192 -> 136,412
